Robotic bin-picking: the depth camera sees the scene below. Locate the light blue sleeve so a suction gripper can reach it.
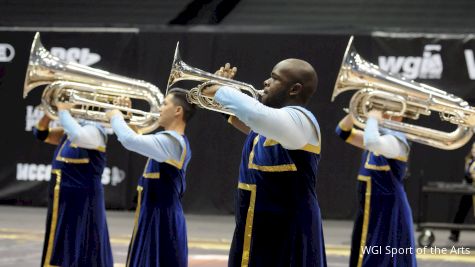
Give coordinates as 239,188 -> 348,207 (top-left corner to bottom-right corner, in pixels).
214,86 -> 318,149
58,110 -> 105,149
364,117 -> 408,158
58,110 -> 82,138
110,114 -> 183,162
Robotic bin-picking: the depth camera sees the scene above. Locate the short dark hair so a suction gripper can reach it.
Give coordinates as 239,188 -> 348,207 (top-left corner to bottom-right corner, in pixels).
168,88 -> 197,123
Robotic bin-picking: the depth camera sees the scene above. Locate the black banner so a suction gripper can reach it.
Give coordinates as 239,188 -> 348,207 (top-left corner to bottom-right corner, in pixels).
0,30 -> 474,223
366,33 -> 475,223
0,31 -> 141,209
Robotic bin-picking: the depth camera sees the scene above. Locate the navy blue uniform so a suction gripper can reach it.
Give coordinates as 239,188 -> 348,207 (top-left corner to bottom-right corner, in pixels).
41,134 -> 113,267
228,109 -> 326,267
126,135 -> 191,267
349,133 -> 416,267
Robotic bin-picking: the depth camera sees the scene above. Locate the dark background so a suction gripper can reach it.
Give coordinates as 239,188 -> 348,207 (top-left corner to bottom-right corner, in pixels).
1,0 -> 475,225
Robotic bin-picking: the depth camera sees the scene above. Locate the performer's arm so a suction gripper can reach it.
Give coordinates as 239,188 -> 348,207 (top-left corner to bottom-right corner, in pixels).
363,114 -> 408,159
110,114 -> 183,162
214,64 -> 250,134
227,116 -> 250,134
335,114 -> 364,149
33,114 -> 63,145
465,159 -> 475,182
214,86 -> 317,149
58,110 -> 106,149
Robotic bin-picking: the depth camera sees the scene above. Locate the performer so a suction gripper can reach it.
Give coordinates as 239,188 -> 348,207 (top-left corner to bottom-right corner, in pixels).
335,110 -> 416,267
449,141 -> 475,243
204,60 -> 326,267
33,103 -> 113,267
105,89 -> 196,267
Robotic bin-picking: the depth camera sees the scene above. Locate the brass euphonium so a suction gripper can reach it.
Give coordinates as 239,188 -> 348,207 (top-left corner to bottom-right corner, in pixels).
332,36 -> 475,150
24,32 -> 163,134
166,42 -> 263,115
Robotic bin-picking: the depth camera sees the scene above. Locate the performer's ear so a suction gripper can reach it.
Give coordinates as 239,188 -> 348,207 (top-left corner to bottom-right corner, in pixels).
175,106 -> 184,118
289,83 -> 302,96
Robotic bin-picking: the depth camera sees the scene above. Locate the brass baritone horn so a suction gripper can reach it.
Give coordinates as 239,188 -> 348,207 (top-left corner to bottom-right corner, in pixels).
24,32 -> 163,134
166,42 -> 263,116
332,36 -> 475,150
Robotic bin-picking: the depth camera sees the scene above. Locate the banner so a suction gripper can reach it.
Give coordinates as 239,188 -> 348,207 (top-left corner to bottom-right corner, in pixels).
0,31 -> 141,209
369,33 -> 475,100
0,29 -> 473,223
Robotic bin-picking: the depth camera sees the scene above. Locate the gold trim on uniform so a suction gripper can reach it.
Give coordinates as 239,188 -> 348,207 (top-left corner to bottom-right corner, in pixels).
126,186 -> 143,267
248,136 -> 297,172
228,115 -> 236,124
143,173 -> 161,179
36,123 -> 49,131
357,175 -> 372,267
346,128 -> 356,143
263,138 -> 320,154
142,159 -> 160,179
165,143 -> 187,170
466,162 -> 475,217
70,142 -> 106,152
393,156 -> 408,162
263,139 -> 279,147
43,169 -> 61,267
238,182 -> 257,267
364,152 -> 390,171
338,121 -> 352,132
300,143 -> 321,154
473,196 -> 475,217
471,180 -> 475,217
55,141 -> 90,164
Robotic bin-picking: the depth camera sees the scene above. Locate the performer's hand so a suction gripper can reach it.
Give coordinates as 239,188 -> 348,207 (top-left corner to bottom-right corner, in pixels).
56,102 -> 75,111
465,113 -> 475,126
215,63 -> 237,79
36,113 -> 52,131
112,96 -> 132,118
367,109 -> 383,122
113,96 -> 132,108
201,84 -> 221,97
106,109 -> 123,120
39,113 -> 51,123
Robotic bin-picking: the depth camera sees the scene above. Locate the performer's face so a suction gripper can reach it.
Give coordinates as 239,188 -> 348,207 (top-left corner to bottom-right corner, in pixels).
158,94 -> 179,128
261,60 -> 294,108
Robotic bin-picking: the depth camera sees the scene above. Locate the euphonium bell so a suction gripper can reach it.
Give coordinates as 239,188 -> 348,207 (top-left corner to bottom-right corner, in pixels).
24,32 -> 163,134
166,42 -> 263,116
332,36 -> 475,150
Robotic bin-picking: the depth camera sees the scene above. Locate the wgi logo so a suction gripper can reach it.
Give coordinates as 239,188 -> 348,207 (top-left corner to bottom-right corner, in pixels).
464,49 -> 475,80
378,44 -> 443,80
50,47 -> 101,66
0,43 -> 15,62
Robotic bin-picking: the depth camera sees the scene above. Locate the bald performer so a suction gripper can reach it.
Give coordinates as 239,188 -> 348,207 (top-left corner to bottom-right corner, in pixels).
204,59 -> 326,267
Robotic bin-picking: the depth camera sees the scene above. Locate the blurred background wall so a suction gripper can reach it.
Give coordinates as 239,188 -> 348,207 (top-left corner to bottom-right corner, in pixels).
1,0 -> 475,225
